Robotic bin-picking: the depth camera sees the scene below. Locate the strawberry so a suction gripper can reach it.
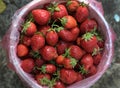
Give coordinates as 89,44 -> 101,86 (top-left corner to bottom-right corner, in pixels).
46,30 -> 58,46
93,53 -> 102,65
17,44 -> 29,57
56,40 -> 71,55
41,46 -> 58,61
35,74 -> 51,86
58,29 -> 74,42
75,3 -> 89,23
60,15 -> 77,29
60,69 -> 77,84
80,32 -> 98,53
48,4 -> 68,19
85,65 -> 97,77
80,19 -> 98,34
32,9 -> 50,25
35,58 -> 45,67
56,55 -> 65,65
40,64 -> 57,74
63,57 -> 77,69
70,27 -> 80,41
80,54 -> 93,71
97,40 -> 104,48
76,37 -> 82,46
21,58 -> 35,73
76,73 -> 83,82
66,0 -> 79,12
39,25 -> 50,36
54,81 -> 65,88
69,45 -> 85,60
31,33 -> 45,51
21,36 -> 31,46
22,22 -> 37,36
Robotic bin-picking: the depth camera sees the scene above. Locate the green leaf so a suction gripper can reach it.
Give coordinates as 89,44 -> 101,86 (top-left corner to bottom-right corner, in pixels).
0,0 -> 6,13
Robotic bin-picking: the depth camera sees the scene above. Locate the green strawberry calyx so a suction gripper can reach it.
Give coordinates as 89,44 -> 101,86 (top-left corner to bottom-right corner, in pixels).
91,27 -> 103,41
40,77 -> 56,88
47,3 -> 60,14
82,32 -> 94,41
30,51 -> 41,59
60,17 -> 67,27
79,65 -> 88,75
50,20 -> 64,32
70,57 -> 77,68
21,13 -> 34,34
37,65 -> 46,74
80,2 -> 89,7
66,0 -> 72,6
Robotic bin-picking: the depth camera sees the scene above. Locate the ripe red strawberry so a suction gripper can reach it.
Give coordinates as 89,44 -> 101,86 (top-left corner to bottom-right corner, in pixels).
50,4 -> 68,19
97,40 -> 104,48
46,31 -> 58,46
56,40 -> 71,55
80,32 -> 98,53
80,54 -> 93,71
35,58 -> 45,67
40,64 -> 57,74
69,45 -> 85,60
21,58 -> 35,73
80,19 -> 98,34
41,46 -> 58,61
70,27 -> 80,41
32,9 -> 50,25
60,69 -> 77,84
35,74 -> 51,85
22,36 -> 31,46
17,44 -> 29,57
63,57 -> 77,69
76,37 -> 82,46
22,22 -> 37,36
31,33 -> 45,51
75,5 -> 89,23
60,15 -> 77,29
58,29 -> 74,42
39,25 -> 50,36
85,65 -> 97,77
66,0 -> 79,12
76,73 -> 83,82
93,53 -> 102,65
56,55 -> 65,65
54,81 -> 65,88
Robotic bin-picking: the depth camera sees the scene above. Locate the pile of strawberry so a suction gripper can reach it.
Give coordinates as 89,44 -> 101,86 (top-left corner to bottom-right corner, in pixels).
17,1 -> 104,88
